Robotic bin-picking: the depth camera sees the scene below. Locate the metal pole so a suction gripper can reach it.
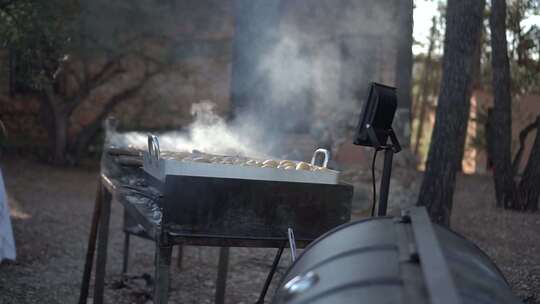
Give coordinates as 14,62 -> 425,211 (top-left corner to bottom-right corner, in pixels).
154,245 -> 173,304
377,148 -> 394,216
256,246 -> 285,304
93,184 -> 112,304
122,233 -> 130,276
214,247 -> 230,304
78,181 -> 103,304
176,245 -> 184,270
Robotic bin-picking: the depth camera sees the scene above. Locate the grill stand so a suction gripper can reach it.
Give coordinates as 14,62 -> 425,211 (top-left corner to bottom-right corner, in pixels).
78,174 -> 310,304
78,181 -> 104,304
122,233 -> 130,275
365,125 -> 401,216
94,184 -> 112,304
256,245 -> 285,304
78,178 -> 233,304
154,244 -> 173,304
214,247 -> 230,304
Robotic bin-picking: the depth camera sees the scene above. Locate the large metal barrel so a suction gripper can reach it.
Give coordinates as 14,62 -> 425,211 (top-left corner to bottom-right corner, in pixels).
273,207 -> 521,304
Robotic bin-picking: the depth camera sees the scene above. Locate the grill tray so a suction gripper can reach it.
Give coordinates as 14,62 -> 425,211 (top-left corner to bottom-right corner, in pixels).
143,152 -> 339,184
143,135 -> 340,184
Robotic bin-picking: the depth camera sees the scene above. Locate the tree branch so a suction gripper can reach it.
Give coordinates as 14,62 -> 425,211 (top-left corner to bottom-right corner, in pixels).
70,68 -> 162,162
63,55 -> 126,116
517,116 -> 540,210
512,115 -> 540,175
88,56 -> 124,85
66,65 -> 83,89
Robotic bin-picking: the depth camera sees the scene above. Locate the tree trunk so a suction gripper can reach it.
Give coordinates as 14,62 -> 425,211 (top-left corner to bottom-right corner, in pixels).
517,117 -> 540,211
413,17 -> 437,156
52,108 -> 69,164
70,79 -> 150,163
490,0 -> 515,208
457,23 -> 484,172
394,0 -> 414,148
40,92 -> 69,164
413,88 -> 430,156
417,0 -> 486,226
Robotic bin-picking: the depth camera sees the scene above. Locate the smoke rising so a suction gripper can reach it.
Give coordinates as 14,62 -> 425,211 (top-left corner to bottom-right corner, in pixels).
106,0 -> 400,161
229,0 -> 397,157
110,100 -> 267,157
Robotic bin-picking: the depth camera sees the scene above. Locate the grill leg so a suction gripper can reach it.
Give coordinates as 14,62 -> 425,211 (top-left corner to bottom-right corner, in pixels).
122,233 -> 130,275
154,244 -> 173,304
78,181 -> 103,304
93,185 -> 112,304
256,246 -> 285,304
176,245 -> 184,270
214,247 -> 230,304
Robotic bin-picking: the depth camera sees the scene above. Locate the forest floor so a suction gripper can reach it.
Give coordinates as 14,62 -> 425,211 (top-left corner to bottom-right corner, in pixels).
0,156 -> 539,304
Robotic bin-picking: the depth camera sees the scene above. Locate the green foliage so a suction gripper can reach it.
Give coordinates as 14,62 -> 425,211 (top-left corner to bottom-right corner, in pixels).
0,0 -> 79,91
506,0 -> 540,94
412,0 -> 539,163
0,0 -> 174,92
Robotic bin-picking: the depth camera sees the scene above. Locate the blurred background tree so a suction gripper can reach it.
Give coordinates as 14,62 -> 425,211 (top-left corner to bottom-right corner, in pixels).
416,0 -> 486,225
413,0 -> 540,219
0,0 -> 171,164
489,0 -> 540,211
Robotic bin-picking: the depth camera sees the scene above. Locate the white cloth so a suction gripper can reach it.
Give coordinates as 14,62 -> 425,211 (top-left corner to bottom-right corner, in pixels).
0,168 -> 16,261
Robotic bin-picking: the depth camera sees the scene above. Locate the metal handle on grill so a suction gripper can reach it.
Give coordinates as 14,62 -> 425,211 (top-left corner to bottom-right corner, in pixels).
288,228 -> 297,262
310,148 -> 329,168
148,134 -> 160,164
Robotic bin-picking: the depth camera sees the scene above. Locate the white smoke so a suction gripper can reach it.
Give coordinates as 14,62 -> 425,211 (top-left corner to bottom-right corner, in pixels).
109,1 -> 399,161
109,100 -> 266,157
259,36 -> 312,105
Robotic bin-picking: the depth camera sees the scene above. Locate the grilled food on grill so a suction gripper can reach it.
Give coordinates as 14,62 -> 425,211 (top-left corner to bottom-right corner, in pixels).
295,162 -> 312,171
155,151 -> 330,172
262,159 -> 279,167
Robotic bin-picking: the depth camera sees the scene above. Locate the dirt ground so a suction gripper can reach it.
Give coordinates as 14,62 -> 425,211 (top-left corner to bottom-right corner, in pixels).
0,156 -> 539,303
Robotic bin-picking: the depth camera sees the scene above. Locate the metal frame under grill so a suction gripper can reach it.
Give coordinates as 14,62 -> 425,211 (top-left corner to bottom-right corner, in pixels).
79,142 -> 353,304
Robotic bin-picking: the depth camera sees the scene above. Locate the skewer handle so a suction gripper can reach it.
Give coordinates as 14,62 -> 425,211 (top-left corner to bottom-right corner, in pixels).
147,135 -> 161,164
310,148 -> 330,168
288,228 -> 297,262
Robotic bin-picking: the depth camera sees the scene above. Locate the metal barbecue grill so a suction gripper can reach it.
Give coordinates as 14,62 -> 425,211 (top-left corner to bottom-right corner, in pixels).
79,124 -> 354,304
143,135 -> 352,240
79,82 -> 401,304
